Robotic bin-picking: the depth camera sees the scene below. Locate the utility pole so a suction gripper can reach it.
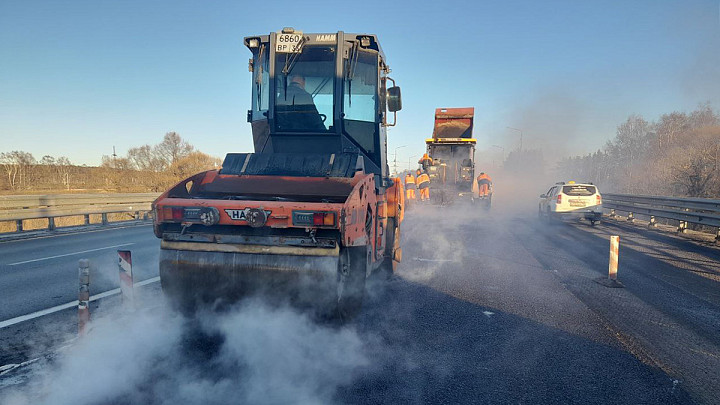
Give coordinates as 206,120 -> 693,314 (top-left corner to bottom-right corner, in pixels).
112,146 -> 117,168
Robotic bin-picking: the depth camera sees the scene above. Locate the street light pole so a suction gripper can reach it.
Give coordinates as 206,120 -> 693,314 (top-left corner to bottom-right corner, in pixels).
492,144 -> 505,161
393,145 -> 407,176
506,127 -> 523,151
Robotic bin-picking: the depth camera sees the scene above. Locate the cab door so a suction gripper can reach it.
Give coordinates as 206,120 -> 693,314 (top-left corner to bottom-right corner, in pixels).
540,186 -> 556,212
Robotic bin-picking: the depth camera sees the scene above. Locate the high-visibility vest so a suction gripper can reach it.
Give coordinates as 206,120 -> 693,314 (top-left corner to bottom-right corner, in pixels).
417,173 -> 430,188
405,174 -> 416,188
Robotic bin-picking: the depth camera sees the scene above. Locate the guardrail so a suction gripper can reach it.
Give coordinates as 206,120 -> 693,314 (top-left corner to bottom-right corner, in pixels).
602,193 -> 720,240
0,193 -> 159,233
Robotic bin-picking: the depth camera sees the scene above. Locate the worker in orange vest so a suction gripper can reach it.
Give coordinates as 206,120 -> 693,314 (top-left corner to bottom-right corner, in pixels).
404,172 -> 416,201
418,153 -> 432,171
416,169 -> 431,201
476,172 -> 492,198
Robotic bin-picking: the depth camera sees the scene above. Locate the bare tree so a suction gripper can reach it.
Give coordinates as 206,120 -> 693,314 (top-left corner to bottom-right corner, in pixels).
688,103 -> 719,129
156,132 -> 194,166
55,156 -> 72,190
39,155 -> 56,166
654,112 -> 689,149
169,151 -> 222,178
128,145 -> 165,172
0,151 -> 36,190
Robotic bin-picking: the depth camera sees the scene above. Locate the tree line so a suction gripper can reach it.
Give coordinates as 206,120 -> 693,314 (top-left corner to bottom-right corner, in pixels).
557,104 -> 720,197
0,132 -> 221,193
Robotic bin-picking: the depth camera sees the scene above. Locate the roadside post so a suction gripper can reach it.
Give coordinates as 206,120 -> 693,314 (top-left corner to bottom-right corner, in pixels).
78,259 -> 90,336
118,250 -> 135,310
594,235 -> 624,288
608,235 -> 619,280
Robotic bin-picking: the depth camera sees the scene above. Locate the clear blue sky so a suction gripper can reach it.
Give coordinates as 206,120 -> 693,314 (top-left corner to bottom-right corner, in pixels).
1,0 -> 718,168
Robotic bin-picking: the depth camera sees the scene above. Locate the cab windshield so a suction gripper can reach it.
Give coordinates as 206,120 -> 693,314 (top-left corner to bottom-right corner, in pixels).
274,46 -> 335,132
432,145 -> 473,162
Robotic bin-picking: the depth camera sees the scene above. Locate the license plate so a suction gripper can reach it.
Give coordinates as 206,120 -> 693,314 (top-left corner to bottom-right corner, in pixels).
569,199 -> 586,207
276,33 -> 303,53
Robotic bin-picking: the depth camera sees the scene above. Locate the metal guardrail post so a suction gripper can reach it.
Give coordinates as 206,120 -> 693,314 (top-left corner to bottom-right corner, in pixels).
15,219 -> 23,232
678,221 -> 688,234
101,213 -> 108,225
78,259 -> 90,336
84,214 -> 90,225
48,217 -> 56,231
134,211 -> 140,220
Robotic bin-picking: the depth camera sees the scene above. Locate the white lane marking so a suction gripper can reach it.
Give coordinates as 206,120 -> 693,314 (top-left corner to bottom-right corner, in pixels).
413,258 -> 458,263
0,358 -> 40,376
6,243 -> 135,266
0,276 -> 160,329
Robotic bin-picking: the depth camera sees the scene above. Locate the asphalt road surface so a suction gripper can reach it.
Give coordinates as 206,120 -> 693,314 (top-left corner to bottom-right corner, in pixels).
0,224 -> 159,320
1,207 -> 718,404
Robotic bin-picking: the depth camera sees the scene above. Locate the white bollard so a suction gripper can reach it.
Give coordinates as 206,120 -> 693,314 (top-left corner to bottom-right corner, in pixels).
608,235 -> 620,280
118,250 -> 134,309
78,259 -> 90,336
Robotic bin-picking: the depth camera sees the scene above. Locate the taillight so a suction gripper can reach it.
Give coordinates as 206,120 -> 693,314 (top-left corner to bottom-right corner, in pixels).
556,194 -> 562,204
159,206 -> 217,224
312,212 -> 336,226
596,195 -> 602,204
293,211 -> 336,227
160,206 -> 184,221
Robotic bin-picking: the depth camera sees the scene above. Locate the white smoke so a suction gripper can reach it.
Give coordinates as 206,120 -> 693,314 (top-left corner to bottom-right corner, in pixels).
1,297 -> 376,405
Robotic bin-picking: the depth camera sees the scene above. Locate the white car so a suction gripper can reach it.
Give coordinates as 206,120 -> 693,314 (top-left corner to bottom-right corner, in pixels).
539,181 -> 602,225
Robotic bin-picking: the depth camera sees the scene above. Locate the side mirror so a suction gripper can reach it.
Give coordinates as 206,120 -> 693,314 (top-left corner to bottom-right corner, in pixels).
387,86 -> 402,112
540,194 -> 547,198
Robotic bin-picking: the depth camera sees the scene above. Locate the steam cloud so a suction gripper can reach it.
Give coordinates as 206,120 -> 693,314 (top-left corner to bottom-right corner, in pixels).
1,298 -> 375,405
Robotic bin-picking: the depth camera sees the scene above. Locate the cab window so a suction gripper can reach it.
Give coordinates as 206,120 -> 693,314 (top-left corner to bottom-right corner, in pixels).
251,44 -> 269,119
343,48 -> 379,163
274,46 -> 335,132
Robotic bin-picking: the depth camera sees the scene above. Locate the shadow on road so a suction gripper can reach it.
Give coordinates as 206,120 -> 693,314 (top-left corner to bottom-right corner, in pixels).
345,276 -> 693,405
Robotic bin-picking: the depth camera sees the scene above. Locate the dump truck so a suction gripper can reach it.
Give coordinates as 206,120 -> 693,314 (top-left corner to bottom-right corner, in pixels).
152,28 -> 404,319
421,107 -> 487,206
